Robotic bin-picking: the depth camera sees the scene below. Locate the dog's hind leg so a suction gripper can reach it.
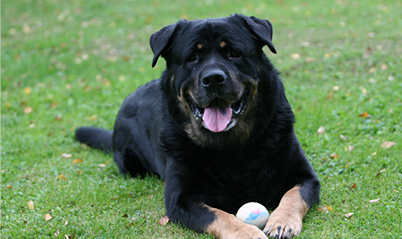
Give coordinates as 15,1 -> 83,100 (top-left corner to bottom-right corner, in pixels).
113,149 -> 153,178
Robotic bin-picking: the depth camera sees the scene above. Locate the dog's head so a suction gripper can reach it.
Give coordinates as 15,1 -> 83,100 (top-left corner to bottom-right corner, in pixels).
151,14 -> 281,149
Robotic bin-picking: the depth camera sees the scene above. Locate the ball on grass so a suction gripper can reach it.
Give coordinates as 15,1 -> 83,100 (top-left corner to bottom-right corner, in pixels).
236,202 -> 269,229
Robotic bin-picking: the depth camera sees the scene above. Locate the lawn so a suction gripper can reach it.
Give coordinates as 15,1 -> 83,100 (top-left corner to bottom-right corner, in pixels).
1,0 -> 401,238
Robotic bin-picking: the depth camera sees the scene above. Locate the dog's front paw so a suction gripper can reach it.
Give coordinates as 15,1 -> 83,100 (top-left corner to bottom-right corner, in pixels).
228,223 -> 268,239
206,207 -> 268,239
263,209 -> 302,238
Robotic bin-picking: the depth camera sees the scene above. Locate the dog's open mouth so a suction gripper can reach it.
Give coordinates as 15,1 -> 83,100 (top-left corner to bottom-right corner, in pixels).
190,91 -> 248,133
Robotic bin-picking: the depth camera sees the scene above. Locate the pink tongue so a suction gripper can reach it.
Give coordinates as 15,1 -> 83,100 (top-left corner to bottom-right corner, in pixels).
202,99 -> 232,133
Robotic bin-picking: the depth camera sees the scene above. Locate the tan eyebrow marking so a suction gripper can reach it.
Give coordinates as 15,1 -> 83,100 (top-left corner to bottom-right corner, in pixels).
197,43 -> 203,49
220,41 -> 227,48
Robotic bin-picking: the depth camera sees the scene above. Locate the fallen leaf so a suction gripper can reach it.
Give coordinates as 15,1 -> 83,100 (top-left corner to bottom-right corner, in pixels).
24,87 -> 32,95
54,229 -> 60,237
126,222 -> 135,228
381,63 -> 388,70
72,159 -> 83,164
77,170 -> 83,175
44,214 -> 52,221
24,107 -> 33,114
159,215 -> 170,226
317,205 -> 329,213
56,175 -> 66,180
340,135 -> 347,141
291,53 -> 300,59
62,153 -> 72,159
344,213 -> 354,218
305,57 -> 314,63
317,126 -> 325,135
345,162 -> 349,169
98,164 -> 107,168
350,183 -> 357,189
23,24 -> 32,33
348,146 -> 355,152
327,205 -> 333,212
359,112 -> 370,118
55,115 -> 62,121
7,185 -> 12,189
326,91 -> 334,100
381,141 -> 396,149
372,152 -> 377,156
28,200 -> 34,210
64,221 -> 68,226
369,198 -> 380,203
330,153 -> 340,159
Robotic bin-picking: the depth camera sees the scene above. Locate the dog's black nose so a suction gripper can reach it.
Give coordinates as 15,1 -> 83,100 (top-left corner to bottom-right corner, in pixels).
201,69 -> 226,88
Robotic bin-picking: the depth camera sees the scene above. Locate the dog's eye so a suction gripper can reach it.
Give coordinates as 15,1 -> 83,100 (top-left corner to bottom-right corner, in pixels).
229,50 -> 241,59
187,54 -> 198,63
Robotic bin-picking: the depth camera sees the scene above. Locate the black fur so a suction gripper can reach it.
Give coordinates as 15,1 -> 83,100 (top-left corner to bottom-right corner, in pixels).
75,14 -> 320,237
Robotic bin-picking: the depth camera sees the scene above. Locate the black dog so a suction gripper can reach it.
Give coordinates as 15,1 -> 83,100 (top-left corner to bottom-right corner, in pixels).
75,14 -> 320,239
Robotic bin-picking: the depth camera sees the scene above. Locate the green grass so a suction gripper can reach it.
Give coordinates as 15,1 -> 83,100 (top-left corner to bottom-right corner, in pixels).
1,0 -> 401,238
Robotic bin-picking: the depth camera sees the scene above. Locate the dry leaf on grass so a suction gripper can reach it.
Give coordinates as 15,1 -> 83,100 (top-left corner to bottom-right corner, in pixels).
381,141 -> 396,149
7,185 -> 12,189
317,126 -> 325,135
358,112 -> 370,118
44,214 -> 52,221
24,87 -> 32,95
317,205 -> 333,213
330,153 -> 340,159
72,159 -> 83,164
55,115 -> 62,121
369,198 -> 380,203
344,213 -> 354,218
56,175 -> 66,180
24,107 -> 33,114
54,229 -> 60,237
350,183 -> 357,189
28,200 -> 34,210
158,215 -> 170,226
62,153 -> 72,159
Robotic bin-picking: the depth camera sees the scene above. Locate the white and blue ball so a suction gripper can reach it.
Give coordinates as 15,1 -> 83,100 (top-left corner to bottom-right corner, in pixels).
236,202 -> 270,229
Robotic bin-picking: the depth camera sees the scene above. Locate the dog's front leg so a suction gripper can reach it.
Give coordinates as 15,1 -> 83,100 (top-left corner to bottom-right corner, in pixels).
166,200 -> 267,239
205,206 -> 268,239
263,183 -> 318,238
164,177 -> 267,239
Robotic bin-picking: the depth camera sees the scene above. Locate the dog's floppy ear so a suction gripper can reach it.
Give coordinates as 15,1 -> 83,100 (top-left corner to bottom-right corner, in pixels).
236,15 -> 277,54
150,20 -> 185,67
